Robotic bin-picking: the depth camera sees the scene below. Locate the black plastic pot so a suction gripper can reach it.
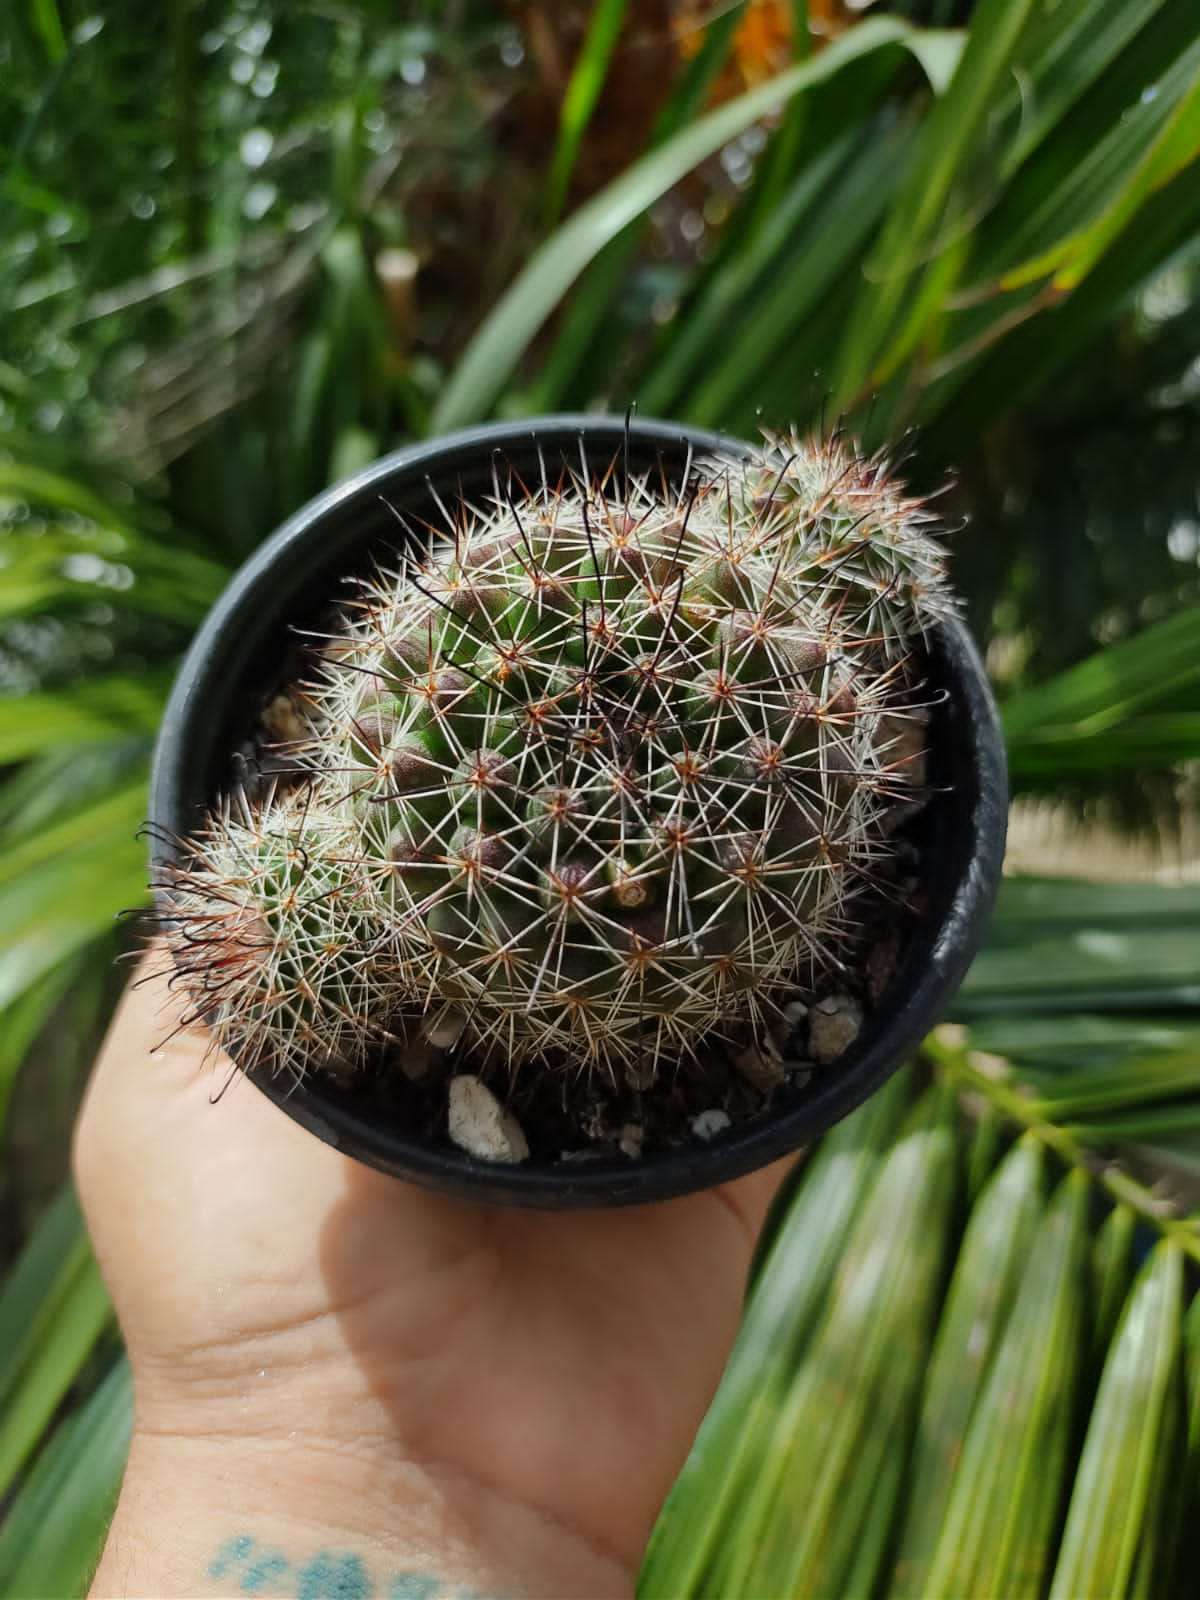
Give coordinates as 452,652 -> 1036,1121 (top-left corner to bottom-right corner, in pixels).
150,415 -> 1007,1208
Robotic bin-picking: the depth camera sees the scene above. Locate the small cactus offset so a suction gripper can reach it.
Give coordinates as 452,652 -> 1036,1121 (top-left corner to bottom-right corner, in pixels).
164,432 -> 951,1098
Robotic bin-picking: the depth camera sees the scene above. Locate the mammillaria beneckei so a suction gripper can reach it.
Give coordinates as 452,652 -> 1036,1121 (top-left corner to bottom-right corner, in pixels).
163,431 -> 951,1090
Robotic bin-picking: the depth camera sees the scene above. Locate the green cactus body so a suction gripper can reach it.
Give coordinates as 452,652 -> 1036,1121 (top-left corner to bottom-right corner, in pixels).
165,434 -> 950,1089
165,792 -> 396,1078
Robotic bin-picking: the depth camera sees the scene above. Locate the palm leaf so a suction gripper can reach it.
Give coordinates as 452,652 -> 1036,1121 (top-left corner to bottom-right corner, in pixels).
889,1137 -> 1045,1595
526,2 -> 745,415
432,16 -> 957,432
832,0 -> 1043,409
1049,1242 -> 1186,1598
0,1357 -> 130,1600
1003,601 -> 1200,782
921,1171 -> 1090,1599
641,1068 -> 913,1597
0,776 -> 149,1011
721,1089 -> 959,1598
0,953 -> 86,1127
0,1186 -> 114,1502
0,675 -> 167,765
641,1061 -> 1200,1599
542,0 -> 633,226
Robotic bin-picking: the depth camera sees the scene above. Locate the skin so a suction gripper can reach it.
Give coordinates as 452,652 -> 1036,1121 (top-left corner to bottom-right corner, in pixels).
74,952 -> 790,1599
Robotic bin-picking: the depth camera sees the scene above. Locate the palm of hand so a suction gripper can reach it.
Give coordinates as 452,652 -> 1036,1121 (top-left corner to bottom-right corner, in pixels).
75,959 -> 779,1576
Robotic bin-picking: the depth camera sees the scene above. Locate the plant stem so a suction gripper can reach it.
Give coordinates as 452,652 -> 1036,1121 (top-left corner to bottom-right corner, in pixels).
169,0 -> 203,257
926,1025 -> 1200,1266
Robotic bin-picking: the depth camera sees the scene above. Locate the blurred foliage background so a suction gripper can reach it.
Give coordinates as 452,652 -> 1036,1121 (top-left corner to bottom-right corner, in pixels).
2,1 -> 1200,1594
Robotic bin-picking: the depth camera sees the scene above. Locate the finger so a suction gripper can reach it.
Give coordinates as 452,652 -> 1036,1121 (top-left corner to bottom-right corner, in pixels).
94,941 -> 211,1073
72,946 -> 463,1280
72,944 -> 354,1258
73,944 -> 206,1193
75,942 -> 292,1173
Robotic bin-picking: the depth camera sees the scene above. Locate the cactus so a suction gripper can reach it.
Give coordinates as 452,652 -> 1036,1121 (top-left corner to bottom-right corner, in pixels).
163,432 -> 951,1094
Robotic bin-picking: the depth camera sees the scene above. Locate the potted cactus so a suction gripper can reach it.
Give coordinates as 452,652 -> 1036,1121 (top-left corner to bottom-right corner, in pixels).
150,415 -> 1005,1206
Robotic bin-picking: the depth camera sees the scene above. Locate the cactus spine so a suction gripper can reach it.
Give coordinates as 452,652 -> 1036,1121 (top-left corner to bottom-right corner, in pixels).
164,432 -> 950,1089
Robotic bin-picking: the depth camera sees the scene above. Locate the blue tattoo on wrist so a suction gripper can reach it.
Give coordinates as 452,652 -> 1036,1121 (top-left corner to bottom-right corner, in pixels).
207,1535 -> 487,1599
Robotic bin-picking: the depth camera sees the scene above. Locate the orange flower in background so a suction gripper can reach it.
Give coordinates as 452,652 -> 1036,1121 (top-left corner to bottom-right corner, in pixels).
505,2 -> 867,203
675,0 -> 860,96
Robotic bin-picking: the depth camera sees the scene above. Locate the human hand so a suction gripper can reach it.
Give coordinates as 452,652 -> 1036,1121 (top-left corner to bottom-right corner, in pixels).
74,951 -> 787,1599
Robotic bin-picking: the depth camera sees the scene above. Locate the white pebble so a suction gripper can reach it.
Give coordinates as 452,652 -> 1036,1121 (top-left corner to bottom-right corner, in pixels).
618,1123 -> 645,1159
447,1076 -> 530,1164
808,995 -> 863,1064
692,1109 -> 732,1141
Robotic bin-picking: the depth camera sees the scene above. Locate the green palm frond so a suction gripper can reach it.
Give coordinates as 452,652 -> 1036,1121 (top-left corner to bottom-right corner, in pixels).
1004,601 -> 1200,782
0,1355 -> 129,1600
0,1188 -> 114,1506
643,1063 -> 1200,1599
433,13 -> 958,433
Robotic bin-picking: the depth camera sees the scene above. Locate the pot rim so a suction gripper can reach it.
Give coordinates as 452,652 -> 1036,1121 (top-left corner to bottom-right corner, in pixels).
149,414 -> 1008,1208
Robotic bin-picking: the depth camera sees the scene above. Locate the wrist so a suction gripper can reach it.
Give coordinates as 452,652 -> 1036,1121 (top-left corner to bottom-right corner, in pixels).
90,1430 -> 633,1599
